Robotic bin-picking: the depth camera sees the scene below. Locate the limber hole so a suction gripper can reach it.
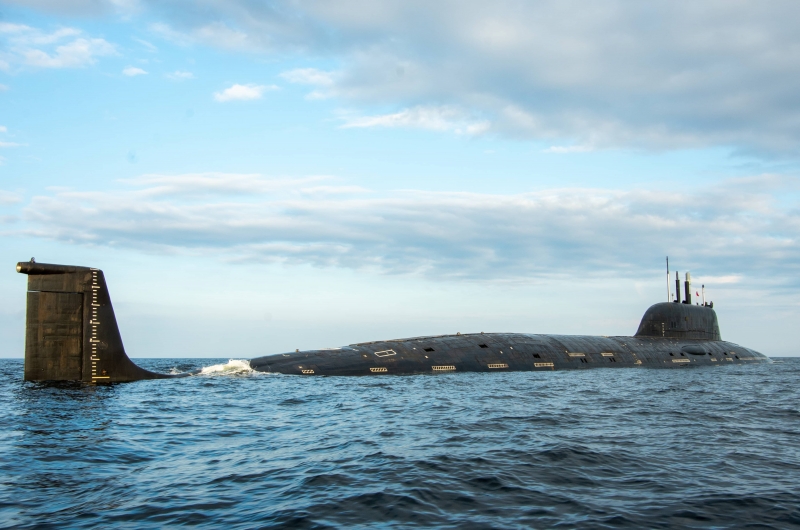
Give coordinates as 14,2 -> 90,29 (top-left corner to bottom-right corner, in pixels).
533,353 -> 541,358
479,344 -> 488,349
424,347 -> 435,352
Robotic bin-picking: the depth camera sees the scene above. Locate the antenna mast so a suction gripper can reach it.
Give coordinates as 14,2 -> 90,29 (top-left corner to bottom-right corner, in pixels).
666,256 -> 670,302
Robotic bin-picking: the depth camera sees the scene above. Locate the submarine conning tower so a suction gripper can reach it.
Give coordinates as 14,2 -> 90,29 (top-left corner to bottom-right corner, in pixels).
634,302 -> 721,340
17,260 -> 175,383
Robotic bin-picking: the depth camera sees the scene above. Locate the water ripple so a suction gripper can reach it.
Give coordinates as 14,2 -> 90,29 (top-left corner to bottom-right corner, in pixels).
0,358 -> 798,528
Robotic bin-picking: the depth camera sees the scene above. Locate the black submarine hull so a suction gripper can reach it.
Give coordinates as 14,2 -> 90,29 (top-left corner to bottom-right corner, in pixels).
249,332 -> 768,376
250,293 -> 770,375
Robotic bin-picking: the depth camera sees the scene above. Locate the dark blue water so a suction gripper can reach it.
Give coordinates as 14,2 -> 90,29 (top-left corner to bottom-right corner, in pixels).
1,358 -> 799,529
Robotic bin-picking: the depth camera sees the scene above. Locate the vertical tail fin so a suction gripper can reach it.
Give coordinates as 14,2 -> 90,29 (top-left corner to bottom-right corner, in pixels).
17,261 -> 175,383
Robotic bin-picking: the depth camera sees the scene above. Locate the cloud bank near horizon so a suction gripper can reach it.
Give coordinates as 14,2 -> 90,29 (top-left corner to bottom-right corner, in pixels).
7,173 -> 798,287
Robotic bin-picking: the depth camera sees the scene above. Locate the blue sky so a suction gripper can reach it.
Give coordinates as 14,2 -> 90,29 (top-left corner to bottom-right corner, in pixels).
1,1 -> 799,357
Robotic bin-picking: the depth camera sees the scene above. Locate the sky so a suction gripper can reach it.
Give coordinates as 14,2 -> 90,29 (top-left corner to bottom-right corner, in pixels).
1,1 -> 799,357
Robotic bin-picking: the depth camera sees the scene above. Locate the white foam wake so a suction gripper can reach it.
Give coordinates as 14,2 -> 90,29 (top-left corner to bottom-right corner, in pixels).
198,359 -> 255,376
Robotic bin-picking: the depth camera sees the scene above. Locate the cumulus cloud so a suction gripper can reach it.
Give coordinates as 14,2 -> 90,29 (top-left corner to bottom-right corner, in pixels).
122,65 -> 147,76
0,22 -> 116,69
213,83 -> 276,102
19,173 -> 800,285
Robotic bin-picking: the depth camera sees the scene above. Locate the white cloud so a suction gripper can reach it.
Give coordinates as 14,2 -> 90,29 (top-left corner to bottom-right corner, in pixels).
0,0 -> 139,16
194,21 -> 250,51
544,145 -> 595,154
0,84 -> 8,91
213,83 -> 276,102
166,70 -> 194,80
1,23 -> 116,69
120,172 -> 330,196
0,141 -> 23,147
694,275 -> 743,285
122,65 -> 147,76
280,68 -> 335,86
19,172 -> 800,285
280,68 -> 337,99
0,126 -> 7,133
340,105 -> 490,135
149,21 -> 255,51
23,37 -> 115,68
134,37 -> 158,52
149,22 -> 191,46
0,22 -> 31,34
0,190 -> 22,204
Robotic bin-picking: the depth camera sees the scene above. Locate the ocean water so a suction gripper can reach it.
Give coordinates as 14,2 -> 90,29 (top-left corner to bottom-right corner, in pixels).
1,358 -> 799,529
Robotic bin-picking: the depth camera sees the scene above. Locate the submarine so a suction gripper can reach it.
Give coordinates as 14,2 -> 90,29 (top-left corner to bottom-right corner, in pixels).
16,260 -> 769,382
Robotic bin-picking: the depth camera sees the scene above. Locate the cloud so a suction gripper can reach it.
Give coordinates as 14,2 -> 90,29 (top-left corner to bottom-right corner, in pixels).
0,23 -> 116,69
23,37 -> 115,68
19,172 -> 800,285
340,105 -> 490,135
280,68 -> 335,86
0,190 -> 22,204
544,145 -> 595,154
0,141 -> 23,148
122,65 -> 147,76
213,83 -> 276,102
134,37 -> 158,52
0,126 -> 7,133
166,70 -> 194,80
54,0 -> 799,156
280,68 -> 337,98
149,21 -> 255,51
8,4 -> 800,155
0,84 -> 7,91
0,0 -> 138,16
119,172 -> 331,196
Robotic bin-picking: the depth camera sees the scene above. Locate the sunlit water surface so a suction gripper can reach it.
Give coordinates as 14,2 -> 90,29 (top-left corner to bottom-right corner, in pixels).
1,358 -> 799,529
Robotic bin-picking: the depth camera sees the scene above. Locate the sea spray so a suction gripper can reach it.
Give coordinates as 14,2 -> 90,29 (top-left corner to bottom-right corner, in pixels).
198,359 -> 257,376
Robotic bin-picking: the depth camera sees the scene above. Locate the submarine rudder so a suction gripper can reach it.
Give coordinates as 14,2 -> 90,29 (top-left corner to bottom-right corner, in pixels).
17,260 -> 179,383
